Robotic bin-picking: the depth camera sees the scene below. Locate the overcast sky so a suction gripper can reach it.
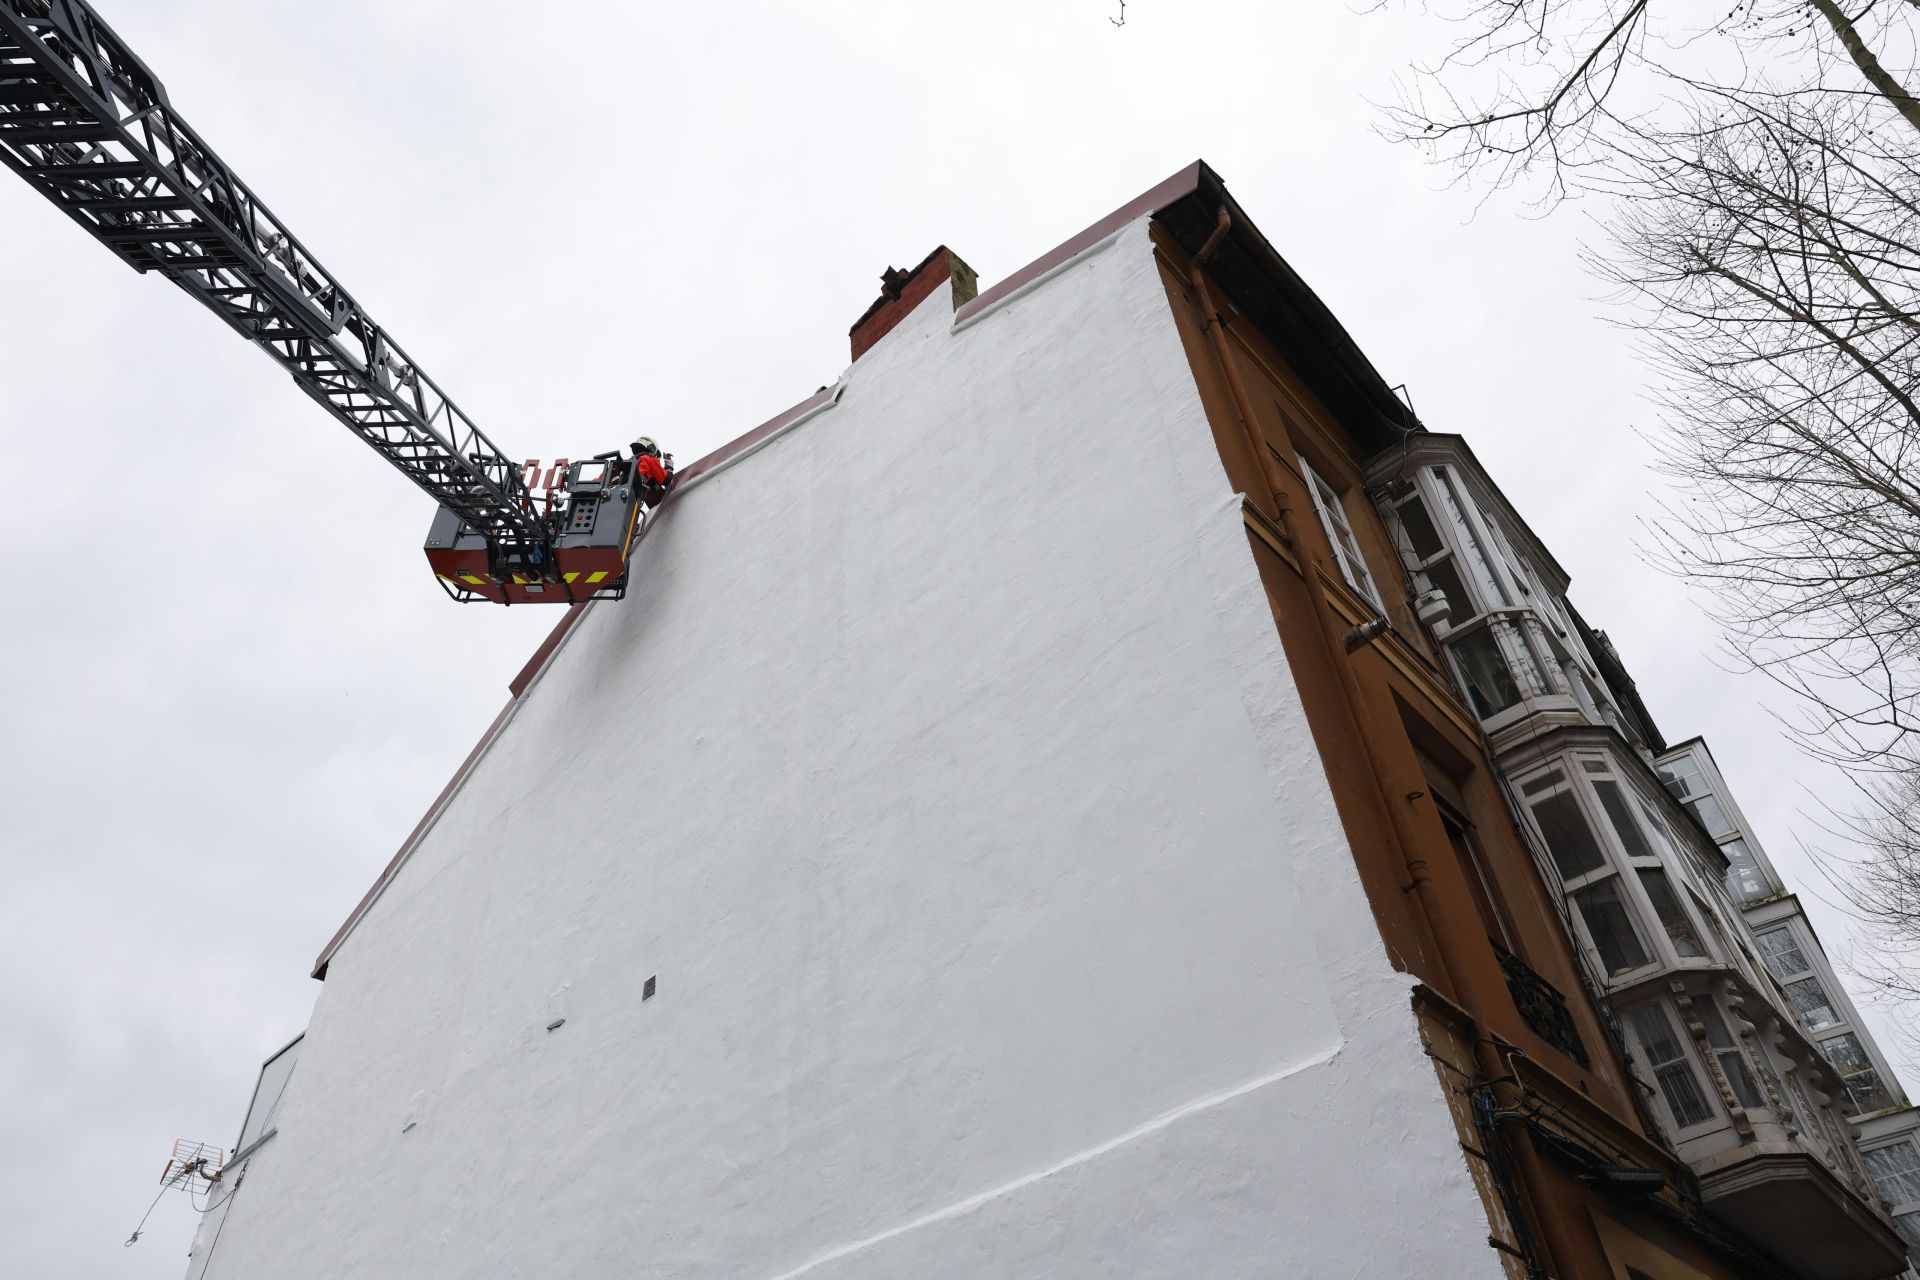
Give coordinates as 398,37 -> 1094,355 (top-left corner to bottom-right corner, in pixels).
2,2 -> 1906,1274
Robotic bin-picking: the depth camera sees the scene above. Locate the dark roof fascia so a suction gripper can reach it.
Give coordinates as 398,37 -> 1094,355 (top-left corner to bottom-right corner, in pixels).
955,161 -> 1207,323
1150,165 -> 1420,458
1655,734 -> 1709,763
1568,604 -> 1667,753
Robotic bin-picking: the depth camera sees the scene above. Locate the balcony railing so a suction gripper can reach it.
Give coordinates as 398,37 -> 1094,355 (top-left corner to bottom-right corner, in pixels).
1495,943 -> 1590,1068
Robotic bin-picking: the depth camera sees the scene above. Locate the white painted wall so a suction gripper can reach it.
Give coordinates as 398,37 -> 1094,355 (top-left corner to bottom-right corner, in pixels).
186,219 -> 1503,1280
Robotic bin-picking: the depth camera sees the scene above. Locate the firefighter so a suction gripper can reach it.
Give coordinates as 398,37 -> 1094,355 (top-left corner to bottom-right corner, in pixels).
631,437 -> 674,505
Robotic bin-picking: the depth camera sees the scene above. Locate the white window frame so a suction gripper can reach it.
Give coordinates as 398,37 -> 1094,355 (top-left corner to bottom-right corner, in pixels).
1863,1138 -> 1920,1217
1384,489 -> 1474,630
1819,1030 -> 1898,1112
1429,465 -> 1516,609
1298,456 -> 1385,611
1514,753 -> 1717,980
1754,924 -> 1843,1033
1717,836 -> 1776,905
1624,1001 -> 1723,1138
234,1033 -> 304,1161
1655,753 -> 1737,840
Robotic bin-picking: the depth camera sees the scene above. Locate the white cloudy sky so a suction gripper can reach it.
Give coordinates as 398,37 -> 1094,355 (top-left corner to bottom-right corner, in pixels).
1,1 -> 1904,1274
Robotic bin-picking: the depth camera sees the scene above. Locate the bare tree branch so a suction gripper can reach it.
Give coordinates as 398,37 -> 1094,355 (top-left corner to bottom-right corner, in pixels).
1377,2 -> 1920,990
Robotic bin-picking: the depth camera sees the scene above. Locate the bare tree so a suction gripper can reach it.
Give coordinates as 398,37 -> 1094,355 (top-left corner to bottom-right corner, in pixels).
1380,4 -> 1920,994
1620,89 -> 1920,775
1380,2 -> 1920,200
1378,3 -> 1920,776
1810,771 -> 1920,1041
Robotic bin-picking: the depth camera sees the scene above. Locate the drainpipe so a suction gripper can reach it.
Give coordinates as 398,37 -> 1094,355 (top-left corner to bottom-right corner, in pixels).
1190,208 -> 1561,1279
1191,212 -> 1299,530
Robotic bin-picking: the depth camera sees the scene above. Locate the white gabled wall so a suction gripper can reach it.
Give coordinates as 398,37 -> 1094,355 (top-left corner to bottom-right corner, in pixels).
188,218 -> 1502,1280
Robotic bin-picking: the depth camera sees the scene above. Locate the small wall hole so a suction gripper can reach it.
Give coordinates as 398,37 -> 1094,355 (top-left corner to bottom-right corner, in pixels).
642,976 -> 657,1001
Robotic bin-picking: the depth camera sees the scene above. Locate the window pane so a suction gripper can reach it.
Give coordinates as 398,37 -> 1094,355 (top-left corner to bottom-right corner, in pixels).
1657,757 -> 1703,799
1639,869 -> 1708,958
1636,801 -> 1683,859
1340,549 -> 1382,607
1719,1049 -> 1764,1111
1396,495 -> 1447,561
1865,1143 -> 1920,1209
1719,838 -> 1773,904
1786,977 -> 1840,1031
1821,1033 -> 1897,1111
1846,1071 -> 1897,1112
1756,927 -> 1810,980
1521,769 -> 1566,797
1630,1004 -> 1686,1060
1823,1031 -> 1872,1072
1452,627 -> 1523,718
1694,1001 -> 1764,1110
1594,781 -> 1657,861
1867,1146 -> 1920,1211
1891,1209 -> 1920,1255
1434,468 -> 1513,607
1627,1005 -> 1715,1128
236,1035 -> 303,1154
1441,809 -> 1511,947
1684,793 -> 1733,838
1303,463 -> 1383,610
1530,791 -> 1608,879
1510,623 -> 1554,697
1577,880 -> 1653,975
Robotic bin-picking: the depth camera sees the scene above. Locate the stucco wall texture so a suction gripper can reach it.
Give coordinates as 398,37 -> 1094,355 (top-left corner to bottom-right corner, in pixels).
188,219 -> 1503,1279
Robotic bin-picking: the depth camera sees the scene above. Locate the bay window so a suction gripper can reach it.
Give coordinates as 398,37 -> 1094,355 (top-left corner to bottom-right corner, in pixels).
1516,753 -> 1723,981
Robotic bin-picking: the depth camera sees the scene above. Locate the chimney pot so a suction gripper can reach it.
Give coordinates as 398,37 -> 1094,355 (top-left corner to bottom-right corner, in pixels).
849,246 -> 979,361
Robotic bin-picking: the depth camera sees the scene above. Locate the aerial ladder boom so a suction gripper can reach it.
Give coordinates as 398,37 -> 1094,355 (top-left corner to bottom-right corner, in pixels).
0,0 -> 655,604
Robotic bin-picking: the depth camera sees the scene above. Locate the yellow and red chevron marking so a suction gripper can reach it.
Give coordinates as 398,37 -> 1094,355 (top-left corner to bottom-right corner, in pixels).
425,546 -> 625,604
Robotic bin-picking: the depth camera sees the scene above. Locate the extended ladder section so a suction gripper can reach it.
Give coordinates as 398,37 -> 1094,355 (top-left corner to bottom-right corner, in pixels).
0,0 -> 583,595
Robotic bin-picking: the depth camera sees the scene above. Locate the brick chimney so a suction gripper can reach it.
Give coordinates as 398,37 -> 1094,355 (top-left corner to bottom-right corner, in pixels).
848,245 -> 979,361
